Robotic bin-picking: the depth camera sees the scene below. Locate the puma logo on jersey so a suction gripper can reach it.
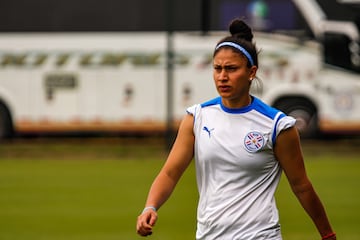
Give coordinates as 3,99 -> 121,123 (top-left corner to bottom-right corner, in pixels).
203,126 -> 214,138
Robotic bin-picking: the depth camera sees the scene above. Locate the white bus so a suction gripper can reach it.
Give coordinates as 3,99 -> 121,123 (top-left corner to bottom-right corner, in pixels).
0,32 -> 218,137
0,0 -> 359,138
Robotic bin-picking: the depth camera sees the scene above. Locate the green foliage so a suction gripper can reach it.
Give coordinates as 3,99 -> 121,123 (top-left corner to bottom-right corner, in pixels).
0,138 -> 359,239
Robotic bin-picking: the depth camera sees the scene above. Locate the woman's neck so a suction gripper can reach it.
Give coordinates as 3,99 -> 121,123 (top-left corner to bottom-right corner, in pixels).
221,95 -> 252,109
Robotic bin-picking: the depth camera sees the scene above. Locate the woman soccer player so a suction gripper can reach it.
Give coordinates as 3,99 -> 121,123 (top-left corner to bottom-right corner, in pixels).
136,18 -> 336,240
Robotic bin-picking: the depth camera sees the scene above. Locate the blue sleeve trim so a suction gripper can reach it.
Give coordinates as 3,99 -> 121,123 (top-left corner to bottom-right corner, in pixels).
272,113 -> 286,146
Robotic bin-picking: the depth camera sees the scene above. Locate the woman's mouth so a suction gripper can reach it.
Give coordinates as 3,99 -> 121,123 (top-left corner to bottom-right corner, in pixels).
218,85 -> 231,92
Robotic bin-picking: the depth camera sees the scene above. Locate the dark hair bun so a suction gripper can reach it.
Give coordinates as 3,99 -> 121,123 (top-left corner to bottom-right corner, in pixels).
229,19 -> 253,42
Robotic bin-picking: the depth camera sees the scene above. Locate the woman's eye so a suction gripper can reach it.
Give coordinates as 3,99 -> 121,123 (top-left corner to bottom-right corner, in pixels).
213,66 -> 239,72
224,66 -> 238,72
213,66 -> 222,71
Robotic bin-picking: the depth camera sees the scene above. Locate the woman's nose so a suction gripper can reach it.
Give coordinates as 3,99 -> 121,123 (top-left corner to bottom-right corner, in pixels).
218,69 -> 228,81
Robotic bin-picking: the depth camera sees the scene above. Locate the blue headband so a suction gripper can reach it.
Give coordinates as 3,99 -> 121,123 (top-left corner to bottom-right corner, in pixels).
215,41 -> 255,66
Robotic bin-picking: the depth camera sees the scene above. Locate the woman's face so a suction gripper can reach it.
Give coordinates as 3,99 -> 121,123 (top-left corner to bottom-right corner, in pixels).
213,48 -> 257,107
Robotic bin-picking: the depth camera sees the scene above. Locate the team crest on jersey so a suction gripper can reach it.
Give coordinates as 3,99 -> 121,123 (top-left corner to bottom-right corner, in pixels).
244,131 -> 265,152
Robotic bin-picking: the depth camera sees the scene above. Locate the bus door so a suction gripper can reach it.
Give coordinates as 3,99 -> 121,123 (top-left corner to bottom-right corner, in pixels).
32,52 -> 81,131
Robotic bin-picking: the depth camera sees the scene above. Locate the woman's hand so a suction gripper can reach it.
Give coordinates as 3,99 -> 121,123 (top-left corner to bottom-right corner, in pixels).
136,208 -> 158,236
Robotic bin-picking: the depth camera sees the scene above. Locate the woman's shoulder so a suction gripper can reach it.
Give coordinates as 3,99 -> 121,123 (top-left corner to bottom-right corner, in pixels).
251,96 -> 284,120
186,97 -> 221,116
200,96 -> 222,108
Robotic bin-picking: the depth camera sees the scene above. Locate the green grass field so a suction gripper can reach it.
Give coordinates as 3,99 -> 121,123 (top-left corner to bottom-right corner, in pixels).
0,137 -> 359,240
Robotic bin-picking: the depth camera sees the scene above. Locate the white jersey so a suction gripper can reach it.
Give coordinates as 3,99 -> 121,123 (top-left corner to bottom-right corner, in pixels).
186,96 -> 296,240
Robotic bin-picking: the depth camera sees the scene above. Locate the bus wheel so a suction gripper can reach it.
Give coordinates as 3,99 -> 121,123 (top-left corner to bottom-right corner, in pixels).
274,98 -> 318,138
0,104 -> 13,139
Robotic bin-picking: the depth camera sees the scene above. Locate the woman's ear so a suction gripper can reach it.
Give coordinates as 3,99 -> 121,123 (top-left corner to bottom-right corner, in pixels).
249,65 -> 257,80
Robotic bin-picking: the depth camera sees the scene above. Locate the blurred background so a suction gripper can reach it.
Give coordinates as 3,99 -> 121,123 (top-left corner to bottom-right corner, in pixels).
0,0 -> 358,140
0,0 -> 359,239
